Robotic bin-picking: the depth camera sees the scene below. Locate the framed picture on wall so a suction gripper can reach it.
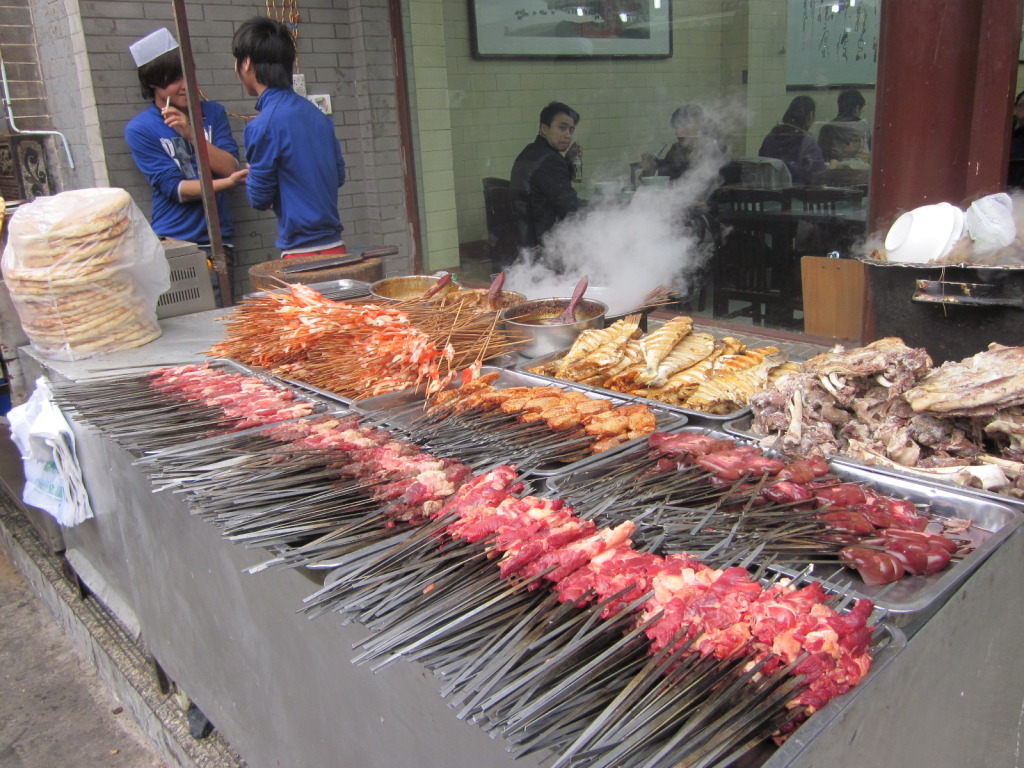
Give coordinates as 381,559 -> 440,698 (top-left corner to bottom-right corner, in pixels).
470,0 -> 672,59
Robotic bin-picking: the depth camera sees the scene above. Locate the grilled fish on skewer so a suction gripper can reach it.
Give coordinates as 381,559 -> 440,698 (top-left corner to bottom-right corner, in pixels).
563,314 -> 642,381
551,327 -> 609,377
640,316 -> 693,381
684,351 -> 787,415
555,314 -> 642,379
645,331 -> 716,388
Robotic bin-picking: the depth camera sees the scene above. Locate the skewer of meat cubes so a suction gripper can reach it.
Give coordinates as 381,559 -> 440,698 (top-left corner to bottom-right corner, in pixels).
50,363 -> 320,453
137,411 -> 474,553
299,464 -> 889,768
551,431 -> 968,586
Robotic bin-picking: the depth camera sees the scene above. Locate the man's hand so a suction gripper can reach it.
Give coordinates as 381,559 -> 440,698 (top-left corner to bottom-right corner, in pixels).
640,152 -> 657,174
227,167 -> 249,187
162,105 -> 195,143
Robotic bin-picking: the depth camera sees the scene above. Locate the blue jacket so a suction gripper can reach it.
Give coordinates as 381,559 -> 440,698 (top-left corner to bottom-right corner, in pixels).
124,100 -> 238,245
244,88 -> 346,251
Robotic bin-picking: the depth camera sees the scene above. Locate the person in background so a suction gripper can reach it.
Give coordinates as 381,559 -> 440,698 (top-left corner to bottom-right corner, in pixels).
124,28 -> 248,286
232,16 -> 346,258
510,102 -> 583,249
1008,90 -> 1024,188
758,95 -> 826,185
640,104 -> 724,180
818,88 -> 871,163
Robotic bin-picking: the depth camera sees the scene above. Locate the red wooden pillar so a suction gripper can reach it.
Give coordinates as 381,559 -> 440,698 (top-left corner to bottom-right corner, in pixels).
862,0 -> 1023,342
869,0 -> 1023,233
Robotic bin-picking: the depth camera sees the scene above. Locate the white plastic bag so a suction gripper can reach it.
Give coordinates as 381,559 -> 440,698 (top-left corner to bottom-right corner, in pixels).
0,187 -> 170,361
7,377 -> 94,526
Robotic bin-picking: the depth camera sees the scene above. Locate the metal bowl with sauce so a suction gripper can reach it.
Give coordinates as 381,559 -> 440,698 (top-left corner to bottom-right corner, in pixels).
370,275 -> 462,301
501,297 -> 607,358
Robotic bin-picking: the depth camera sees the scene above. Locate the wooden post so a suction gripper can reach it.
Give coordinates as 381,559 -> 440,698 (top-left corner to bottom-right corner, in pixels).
170,0 -> 233,306
862,0 -> 1024,343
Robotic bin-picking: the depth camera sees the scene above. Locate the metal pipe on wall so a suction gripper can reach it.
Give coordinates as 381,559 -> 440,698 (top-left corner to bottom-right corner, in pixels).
0,54 -> 75,170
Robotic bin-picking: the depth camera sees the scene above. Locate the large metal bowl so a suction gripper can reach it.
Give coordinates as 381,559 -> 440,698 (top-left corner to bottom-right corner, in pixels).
501,297 -> 607,358
370,274 -> 462,301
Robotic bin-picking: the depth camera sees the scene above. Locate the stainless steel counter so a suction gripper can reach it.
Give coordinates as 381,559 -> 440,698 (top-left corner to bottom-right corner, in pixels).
21,309 -> 1024,768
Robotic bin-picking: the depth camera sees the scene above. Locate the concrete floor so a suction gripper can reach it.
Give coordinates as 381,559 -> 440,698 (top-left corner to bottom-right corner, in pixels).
0,547 -> 166,768
0,422 -> 244,768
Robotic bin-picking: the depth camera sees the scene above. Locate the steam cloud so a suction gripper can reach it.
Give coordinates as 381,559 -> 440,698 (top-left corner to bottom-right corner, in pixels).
505,103 -> 739,316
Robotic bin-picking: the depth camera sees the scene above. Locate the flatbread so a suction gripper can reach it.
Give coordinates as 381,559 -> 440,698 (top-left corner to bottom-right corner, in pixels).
9,188 -> 131,242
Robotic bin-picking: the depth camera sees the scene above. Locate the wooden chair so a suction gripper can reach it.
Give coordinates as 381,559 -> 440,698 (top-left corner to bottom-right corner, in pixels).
787,185 -> 867,258
708,187 -> 801,326
809,167 -> 870,189
787,185 -> 864,213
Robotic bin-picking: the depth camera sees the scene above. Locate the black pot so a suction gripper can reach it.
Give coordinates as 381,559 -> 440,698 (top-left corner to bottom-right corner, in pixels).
864,260 -> 1024,364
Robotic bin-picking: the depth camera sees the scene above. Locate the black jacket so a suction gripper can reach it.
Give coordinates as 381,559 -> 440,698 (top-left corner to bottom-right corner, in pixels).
758,123 -> 826,185
509,135 -> 580,247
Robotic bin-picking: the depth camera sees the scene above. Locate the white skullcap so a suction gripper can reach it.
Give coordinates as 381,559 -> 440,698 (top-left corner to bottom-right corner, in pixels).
129,28 -> 179,67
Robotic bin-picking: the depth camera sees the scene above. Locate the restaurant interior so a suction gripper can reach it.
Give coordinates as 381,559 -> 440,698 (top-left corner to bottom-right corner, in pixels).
394,0 -> 1016,340
436,0 -> 877,329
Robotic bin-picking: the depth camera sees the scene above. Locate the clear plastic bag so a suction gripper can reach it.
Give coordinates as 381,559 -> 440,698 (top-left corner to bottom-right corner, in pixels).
7,377 -> 94,526
0,187 -> 170,361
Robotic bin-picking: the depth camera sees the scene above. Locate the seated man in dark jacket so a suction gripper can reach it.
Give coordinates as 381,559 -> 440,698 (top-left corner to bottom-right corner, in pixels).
510,102 -> 582,248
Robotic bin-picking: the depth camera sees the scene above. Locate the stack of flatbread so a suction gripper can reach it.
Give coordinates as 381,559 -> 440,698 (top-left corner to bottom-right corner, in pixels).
529,314 -> 801,414
2,188 -> 162,360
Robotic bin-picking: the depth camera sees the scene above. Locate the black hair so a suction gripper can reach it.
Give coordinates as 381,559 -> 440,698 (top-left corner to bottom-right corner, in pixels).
670,103 -> 704,128
232,16 -> 296,90
836,88 -> 866,117
137,49 -> 182,101
539,101 -> 580,128
782,95 -> 816,131
1016,90 -> 1024,106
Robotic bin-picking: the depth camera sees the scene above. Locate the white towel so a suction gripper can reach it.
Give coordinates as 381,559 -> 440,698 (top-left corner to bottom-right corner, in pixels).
966,193 -> 1016,252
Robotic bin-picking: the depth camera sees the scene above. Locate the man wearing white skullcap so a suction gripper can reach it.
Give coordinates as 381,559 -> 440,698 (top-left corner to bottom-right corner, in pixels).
124,27 -> 248,295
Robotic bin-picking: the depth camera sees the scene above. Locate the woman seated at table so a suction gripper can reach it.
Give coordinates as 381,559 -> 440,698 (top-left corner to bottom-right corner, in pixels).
640,104 -> 725,180
758,96 -> 826,185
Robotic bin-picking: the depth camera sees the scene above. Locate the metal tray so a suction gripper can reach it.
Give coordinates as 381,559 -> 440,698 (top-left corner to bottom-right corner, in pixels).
545,425 -> 1024,624
723,413 -> 1024,510
763,620 -> 906,765
243,278 -> 372,302
313,554 -> 905,768
516,349 -> 753,424
354,366 -> 688,478
209,357 -> 351,412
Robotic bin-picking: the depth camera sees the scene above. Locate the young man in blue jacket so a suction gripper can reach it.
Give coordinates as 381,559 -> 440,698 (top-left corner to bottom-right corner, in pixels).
232,17 -> 348,258
125,28 -> 248,252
